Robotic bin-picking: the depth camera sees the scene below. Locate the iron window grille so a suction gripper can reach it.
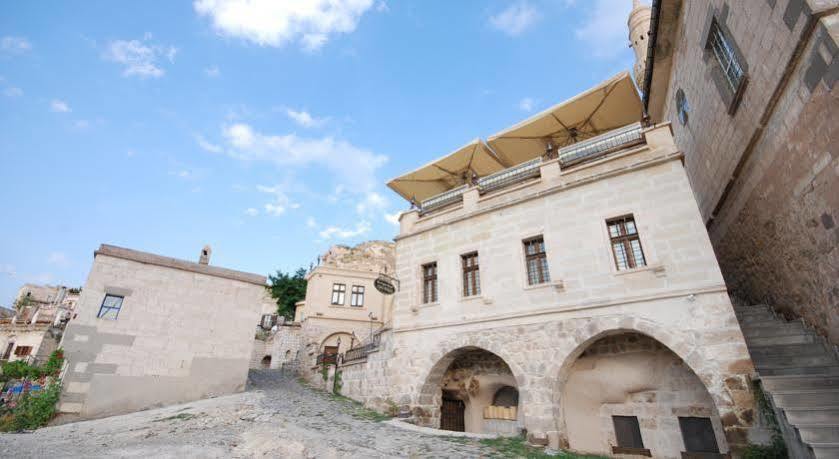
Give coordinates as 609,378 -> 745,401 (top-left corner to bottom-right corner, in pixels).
350,285 -> 365,307
331,283 -> 346,305
461,252 -> 481,297
97,294 -> 124,320
13,345 -> 33,357
607,215 -> 647,270
422,262 -> 438,303
524,236 -> 551,285
707,20 -> 745,94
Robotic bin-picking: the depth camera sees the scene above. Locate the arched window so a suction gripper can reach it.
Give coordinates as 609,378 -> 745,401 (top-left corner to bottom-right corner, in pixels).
261,355 -> 272,368
492,386 -> 519,408
676,88 -> 690,125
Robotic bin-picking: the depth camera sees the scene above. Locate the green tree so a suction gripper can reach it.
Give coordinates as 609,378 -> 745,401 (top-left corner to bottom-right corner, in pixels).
267,268 -> 307,320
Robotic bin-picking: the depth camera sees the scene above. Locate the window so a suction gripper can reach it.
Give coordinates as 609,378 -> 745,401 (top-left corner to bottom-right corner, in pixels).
331,284 -> 346,305
707,20 -> 745,93
612,416 -> 649,456
97,294 -> 124,320
676,88 -> 690,125
422,262 -> 438,303
461,252 -> 481,297
350,285 -> 365,307
679,417 -> 720,453
13,345 -> 32,357
607,215 -> 646,270
492,386 -> 519,408
524,236 -> 550,285
260,314 -> 277,330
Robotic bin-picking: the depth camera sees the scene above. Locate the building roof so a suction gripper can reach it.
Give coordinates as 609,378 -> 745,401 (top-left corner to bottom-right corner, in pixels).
95,244 -> 267,286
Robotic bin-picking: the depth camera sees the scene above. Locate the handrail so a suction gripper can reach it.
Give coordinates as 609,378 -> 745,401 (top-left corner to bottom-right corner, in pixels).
558,122 -> 644,167
420,184 -> 468,214
477,157 -> 542,193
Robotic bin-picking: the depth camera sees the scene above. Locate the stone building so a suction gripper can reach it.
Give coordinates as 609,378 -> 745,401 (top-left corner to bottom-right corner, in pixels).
637,0 -> 838,344
57,244 -> 273,420
336,73 -> 757,458
0,284 -> 79,364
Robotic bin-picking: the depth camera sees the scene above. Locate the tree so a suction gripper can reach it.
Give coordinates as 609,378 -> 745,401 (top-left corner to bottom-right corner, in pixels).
267,268 -> 307,320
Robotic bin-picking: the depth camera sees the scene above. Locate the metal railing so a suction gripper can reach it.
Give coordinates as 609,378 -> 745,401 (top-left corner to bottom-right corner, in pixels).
558,122 -> 644,167
342,333 -> 381,363
316,353 -> 337,366
420,184 -> 468,214
477,157 -> 542,194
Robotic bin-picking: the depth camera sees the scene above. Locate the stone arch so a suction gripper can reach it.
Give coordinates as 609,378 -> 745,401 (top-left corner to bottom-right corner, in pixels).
319,331 -> 354,354
260,355 -> 272,368
548,316 -> 739,452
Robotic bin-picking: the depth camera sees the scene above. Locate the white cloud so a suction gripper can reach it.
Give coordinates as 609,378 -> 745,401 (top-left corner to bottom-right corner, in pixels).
286,108 -> 327,128
1,36 -> 31,54
375,1 -> 389,13
306,216 -> 318,228
209,122 -> 387,192
103,38 -> 177,78
384,211 -> 401,226
489,2 -> 539,37
3,87 -> 22,97
319,220 -> 371,240
196,134 -> 223,153
205,65 -> 220,77
244,207 -> 259,216
518,97 -> 535,112
355,191 -> 387,215
73,119 -> 91,129
257,183 -> 298,217
574,0 -> 634,59
50,99 -> 71,113
47,252 -> 70,267
193,0 -> 375,51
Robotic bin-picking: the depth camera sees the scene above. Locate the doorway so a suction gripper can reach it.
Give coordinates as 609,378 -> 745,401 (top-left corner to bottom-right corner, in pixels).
440,390 -> 465,432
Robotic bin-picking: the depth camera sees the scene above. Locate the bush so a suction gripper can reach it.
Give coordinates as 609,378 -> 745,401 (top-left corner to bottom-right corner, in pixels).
1,360 -> 42,380
0,379 -> 62,432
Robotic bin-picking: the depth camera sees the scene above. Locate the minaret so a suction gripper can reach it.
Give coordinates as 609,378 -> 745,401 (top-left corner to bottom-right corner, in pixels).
628,0 -> 652,87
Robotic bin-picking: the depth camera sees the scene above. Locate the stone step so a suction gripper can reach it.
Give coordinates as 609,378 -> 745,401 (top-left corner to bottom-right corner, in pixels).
772,390 -> 839,408
812,442 -> 839,459
748,343 -> 828,358
762,375 -> 839,391
734,304 -> 771,313
739,316 -> 790,328
785,407 -> 839,425
798,425 -> 839,444
746,333 -> 818,346
743,322 -> 807,338
759,365 -> 839,377
753,353 -> 838,369
735,307 -> 775,318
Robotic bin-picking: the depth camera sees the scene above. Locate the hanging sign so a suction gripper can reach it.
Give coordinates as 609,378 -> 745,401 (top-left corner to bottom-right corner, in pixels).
374,276 -> 396,295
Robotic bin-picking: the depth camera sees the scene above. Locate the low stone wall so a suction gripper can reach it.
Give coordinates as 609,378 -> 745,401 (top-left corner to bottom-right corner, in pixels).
249,324 -> 303,370
339,330 -> 395,413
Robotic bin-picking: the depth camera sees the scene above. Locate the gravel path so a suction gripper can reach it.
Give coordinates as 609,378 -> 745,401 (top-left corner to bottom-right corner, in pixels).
0,370 -> 496,458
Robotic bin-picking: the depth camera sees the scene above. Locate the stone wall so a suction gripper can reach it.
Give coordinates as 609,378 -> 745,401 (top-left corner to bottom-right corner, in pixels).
59,248 -> 266,420
249,324 -> 303,370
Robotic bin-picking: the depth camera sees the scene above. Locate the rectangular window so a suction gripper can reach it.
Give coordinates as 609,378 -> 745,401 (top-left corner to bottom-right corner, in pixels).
422,262 -> 438,303
612,416 -> 649,456
707,20 -> 745,94
679,417 -> 720,453
524,236 -> 550,285
608,215 -> 647,270
13,345 -> 33,357
350,285 -> 365,307
331,283 -> 346,305
461,252 -> 481,297
97,294 -> 124,320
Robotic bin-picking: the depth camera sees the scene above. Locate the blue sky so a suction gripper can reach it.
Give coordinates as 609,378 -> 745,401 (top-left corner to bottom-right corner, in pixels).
0,0 -> 636,306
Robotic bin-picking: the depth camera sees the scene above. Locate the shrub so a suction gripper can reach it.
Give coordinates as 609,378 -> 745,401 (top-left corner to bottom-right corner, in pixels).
0,379 -> 62,432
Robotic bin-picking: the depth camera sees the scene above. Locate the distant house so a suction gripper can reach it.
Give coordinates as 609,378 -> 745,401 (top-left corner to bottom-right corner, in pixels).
0,284 -> 79,364
58,244 -> 273,420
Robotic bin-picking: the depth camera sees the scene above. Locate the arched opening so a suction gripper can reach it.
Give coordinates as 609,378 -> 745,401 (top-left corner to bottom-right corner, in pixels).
559,332 -> 726,457
319,332 -> 354,355
284,349 -> 291,361
260,355 -> 272,368
419,346 -> 522,435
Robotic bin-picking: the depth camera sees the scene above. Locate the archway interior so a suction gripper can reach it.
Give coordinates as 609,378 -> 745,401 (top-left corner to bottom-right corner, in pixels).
320,332 -> 354,355
261,355 -> 272,368
561,332 -> 727,457
437,348 -> 521,434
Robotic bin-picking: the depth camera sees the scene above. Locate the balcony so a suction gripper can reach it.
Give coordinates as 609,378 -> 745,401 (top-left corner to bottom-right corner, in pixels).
477,157 -> 542,194
557,122 -> 643,168
420,184 -> 468,215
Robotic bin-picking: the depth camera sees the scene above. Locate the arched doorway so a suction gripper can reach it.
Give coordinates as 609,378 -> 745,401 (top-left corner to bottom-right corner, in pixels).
419,347 -> 521,434
559,332 -> 727,457
260,355 -> 272,368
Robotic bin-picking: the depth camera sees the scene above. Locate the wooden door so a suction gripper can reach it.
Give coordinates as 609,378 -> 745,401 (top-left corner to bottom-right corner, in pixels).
440,391 -> 465,432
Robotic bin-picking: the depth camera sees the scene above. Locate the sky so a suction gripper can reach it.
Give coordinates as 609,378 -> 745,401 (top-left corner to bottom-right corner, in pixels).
0,0 -> 636,306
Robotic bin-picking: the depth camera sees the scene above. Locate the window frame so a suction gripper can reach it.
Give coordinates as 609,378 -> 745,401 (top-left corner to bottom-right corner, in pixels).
331,283 -> 346,305
607,215 -> 647,271
97,294 -> 124,320
13,345 -> 33,357
612,415 -> 650,456
350,285 -> 365,307
678,416 -> 720,453
461,252 -> 481,297
523,236 -> 551,286
676,88 -> 689,126
422,262 -> 438,304
705,17 -> 748,115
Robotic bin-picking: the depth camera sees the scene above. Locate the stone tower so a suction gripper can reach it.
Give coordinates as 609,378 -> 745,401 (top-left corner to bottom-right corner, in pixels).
627,0 -> 652,87
199,245 -> 211,265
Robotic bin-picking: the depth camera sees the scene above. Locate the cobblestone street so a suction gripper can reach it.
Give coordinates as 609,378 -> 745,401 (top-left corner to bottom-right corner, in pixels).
0,370 -> 498,458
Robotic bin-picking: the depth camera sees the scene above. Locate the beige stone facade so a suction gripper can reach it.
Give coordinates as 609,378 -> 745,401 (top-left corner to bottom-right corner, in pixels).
642,0 -> 839,343
337,121 -> 757,457
58,244 -> 272,420
0,284 -> 79,363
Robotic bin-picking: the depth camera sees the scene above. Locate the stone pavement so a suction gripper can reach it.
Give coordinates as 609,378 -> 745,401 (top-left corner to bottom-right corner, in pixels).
0,370 -> 496,458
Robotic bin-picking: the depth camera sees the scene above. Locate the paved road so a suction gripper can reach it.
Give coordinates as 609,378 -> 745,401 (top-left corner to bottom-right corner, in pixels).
0,370 -> 495,458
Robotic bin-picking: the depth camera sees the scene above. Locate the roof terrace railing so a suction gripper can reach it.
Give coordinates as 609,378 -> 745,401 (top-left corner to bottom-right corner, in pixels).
477,157 -> 542,194
558,122 -> 644,168
420,184 -> 468,214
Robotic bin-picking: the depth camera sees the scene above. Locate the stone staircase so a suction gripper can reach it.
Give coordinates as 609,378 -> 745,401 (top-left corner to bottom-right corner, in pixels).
735,304 -> 839,459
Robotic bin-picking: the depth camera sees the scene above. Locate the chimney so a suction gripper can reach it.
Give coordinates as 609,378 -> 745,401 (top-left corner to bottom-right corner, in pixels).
199,245 -> 212,265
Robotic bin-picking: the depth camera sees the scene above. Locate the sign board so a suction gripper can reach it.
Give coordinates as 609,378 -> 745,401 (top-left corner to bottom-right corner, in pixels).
374,276 -> 396,295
